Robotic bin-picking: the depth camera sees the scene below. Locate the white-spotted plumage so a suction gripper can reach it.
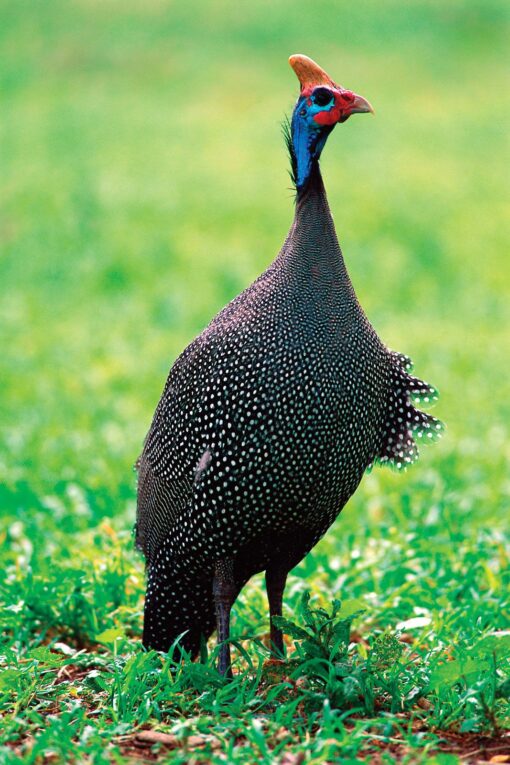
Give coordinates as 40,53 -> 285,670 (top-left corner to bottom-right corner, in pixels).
135,165 -> 443,656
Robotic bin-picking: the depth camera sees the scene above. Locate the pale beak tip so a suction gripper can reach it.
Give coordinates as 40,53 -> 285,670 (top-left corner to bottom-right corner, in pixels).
351,94 -> 375,116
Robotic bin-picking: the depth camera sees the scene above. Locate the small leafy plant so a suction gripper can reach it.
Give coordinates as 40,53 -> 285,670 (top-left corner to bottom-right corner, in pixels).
273,592 -> 427,715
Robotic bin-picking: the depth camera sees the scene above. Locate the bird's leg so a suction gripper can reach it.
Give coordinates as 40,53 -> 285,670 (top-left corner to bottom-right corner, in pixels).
212,558 -> 236,676
265,566 -> 288,658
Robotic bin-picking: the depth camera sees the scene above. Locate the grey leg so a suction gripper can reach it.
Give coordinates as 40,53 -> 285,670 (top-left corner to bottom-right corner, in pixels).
265,566 -> 288,657
213,558 -> 236,676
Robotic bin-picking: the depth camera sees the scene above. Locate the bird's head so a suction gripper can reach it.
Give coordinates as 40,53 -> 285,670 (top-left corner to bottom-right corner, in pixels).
288,54 -> 373,191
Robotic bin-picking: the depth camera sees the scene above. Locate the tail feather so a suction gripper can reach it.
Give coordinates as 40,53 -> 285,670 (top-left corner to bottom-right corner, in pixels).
374,351 -> 444,471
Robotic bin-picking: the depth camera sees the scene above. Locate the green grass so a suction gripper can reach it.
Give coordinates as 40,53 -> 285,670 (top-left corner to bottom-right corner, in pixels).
1,0 -> 509,762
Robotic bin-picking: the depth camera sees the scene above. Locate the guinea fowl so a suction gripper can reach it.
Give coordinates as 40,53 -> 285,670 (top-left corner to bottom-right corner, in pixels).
136,54 -> 443,674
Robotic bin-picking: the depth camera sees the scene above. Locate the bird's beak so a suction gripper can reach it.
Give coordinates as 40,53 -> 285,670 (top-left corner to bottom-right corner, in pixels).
349,93 -> 374,116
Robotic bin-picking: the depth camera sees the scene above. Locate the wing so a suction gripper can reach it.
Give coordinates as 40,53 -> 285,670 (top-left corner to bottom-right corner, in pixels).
135,333 -> 217,562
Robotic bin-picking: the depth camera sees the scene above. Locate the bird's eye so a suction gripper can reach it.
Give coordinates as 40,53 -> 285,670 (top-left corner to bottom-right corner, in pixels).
313,88 -> 333,107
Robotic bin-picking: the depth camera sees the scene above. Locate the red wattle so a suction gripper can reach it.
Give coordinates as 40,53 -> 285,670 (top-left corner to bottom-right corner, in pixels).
313,105 -> 342,126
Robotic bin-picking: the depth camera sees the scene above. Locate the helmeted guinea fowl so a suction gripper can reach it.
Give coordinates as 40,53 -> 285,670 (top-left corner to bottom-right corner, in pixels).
136,54 -> 443,674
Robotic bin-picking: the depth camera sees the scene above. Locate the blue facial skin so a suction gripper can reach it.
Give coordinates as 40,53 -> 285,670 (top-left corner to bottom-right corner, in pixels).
291,93 -> 336,189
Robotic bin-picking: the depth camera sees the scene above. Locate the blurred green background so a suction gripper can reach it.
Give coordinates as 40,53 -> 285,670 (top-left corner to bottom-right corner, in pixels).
1,0 -> 509,571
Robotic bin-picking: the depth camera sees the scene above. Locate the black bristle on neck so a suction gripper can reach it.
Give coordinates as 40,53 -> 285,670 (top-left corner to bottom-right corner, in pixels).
282,116 -> 297,191
281,116 -> 324,201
